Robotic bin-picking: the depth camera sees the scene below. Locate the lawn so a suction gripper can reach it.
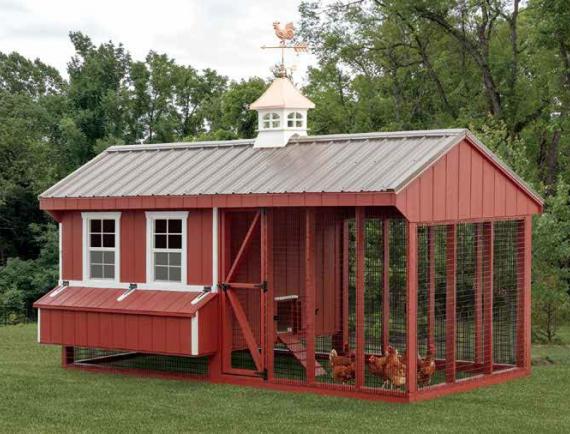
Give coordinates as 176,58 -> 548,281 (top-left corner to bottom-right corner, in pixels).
1,324 -> 569,433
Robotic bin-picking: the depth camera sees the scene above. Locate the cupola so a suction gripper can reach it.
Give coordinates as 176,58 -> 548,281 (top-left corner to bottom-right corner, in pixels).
250,21 -> 314,148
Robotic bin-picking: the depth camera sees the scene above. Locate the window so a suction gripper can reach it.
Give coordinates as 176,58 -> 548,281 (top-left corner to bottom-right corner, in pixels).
146,212 -> 188,285
287,112 -> 303,128
262,112 -> 280,129
82,212 -> 121,282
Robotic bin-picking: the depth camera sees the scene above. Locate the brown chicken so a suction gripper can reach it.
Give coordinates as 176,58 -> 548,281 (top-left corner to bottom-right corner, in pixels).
384,346 -> 406,388
417,353 -> 436,387
400,350 -> 437,387
329,348 -> 355,383
368,346 -> 406,388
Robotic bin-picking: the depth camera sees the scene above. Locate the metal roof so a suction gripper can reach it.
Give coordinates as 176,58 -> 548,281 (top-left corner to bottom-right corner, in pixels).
34,285 -> 216,317
40,128 -> 542,204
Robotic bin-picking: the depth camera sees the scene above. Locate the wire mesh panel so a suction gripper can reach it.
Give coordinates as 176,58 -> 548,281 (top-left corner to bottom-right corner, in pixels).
417,220 -> 524,392
493,220 -> 522,368
271,208 -> 307,383
72,347 -> 209,377
315,209 -> 354,390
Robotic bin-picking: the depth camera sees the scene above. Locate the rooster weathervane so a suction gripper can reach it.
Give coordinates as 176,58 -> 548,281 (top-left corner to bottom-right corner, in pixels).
261,21 -> 309,77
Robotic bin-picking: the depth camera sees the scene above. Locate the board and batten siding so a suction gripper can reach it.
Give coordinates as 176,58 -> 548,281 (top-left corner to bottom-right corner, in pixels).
61,209 -> 213,285
396,140 -> 541,223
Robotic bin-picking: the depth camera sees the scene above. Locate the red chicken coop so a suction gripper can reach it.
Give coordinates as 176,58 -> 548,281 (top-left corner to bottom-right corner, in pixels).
34,77 -> 542,403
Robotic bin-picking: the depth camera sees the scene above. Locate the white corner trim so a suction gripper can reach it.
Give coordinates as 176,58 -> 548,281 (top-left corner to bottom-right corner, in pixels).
145,211 -> 189,286
81,212 -> 121,285
37,309 -> 41,343
191,313 -> 199,355
212,208 -> 219,292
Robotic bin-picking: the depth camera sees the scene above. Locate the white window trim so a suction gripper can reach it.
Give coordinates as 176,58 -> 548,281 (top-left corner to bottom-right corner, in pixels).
146,211 -> 189,290
82,212 -> 121,286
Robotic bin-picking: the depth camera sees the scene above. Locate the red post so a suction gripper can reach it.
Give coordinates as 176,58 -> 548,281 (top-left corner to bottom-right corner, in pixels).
427,226 -> 436,356
445,224 -> 456,384
517,217 -> 532,370
483,222 -> 494,375
62,346 -> 74,367
382,219 -> 390,353
474,223 -> 484,366
406,222 -> 418,396
341,220 -> 350,350
355,208 -> 366,389
305,208 -> 316,384
261,208 -> 272,380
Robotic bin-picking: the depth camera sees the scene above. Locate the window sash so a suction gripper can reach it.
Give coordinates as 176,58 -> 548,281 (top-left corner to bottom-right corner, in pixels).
82,213 -> 121,283
150,217 -> 185,283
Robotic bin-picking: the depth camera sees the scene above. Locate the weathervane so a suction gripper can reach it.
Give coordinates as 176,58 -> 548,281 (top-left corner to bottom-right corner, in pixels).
261,21 -> 309,77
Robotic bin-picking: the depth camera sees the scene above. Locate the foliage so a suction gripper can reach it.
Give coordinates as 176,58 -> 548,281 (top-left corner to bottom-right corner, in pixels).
1,0 -> 570,330
532,180 -> 570,342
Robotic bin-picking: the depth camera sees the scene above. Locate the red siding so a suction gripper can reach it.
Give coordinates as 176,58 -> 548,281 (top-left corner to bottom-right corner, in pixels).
188,209 -> 213,285
198,297 -> 219,355
397,139 -> 542,222
40,309 -> 192,355
61,212 -> 83,280
60,209 -> 212,285
120,211 -> 146,283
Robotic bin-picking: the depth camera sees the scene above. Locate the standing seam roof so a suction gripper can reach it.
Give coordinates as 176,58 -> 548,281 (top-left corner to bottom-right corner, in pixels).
40,129 -> 542,204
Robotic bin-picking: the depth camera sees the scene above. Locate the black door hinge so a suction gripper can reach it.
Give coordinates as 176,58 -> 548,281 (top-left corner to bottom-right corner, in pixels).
255,281 -> 268,292
273,315 -> 279,321
257,368 -> 268,380
219,283 -> 230,292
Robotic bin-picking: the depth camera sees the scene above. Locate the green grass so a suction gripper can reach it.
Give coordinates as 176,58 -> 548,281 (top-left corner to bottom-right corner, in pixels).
1,325 -> 569,433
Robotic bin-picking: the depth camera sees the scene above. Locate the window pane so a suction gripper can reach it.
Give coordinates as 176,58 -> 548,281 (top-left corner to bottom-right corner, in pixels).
273,120 -> 280,128
169,267 -> 181,282
168,219 -> 182,233
91,264 -> 103,279
169,252 -> 181,266
90,234 -> 101,248
102,219 -> 115,233
288,112 -> 294,119
155,219 -> 167,234
296,120 -> 302,127
168,234 -> 182,249
90,251 -> 103,264
103,251 -> 115,265
263,113 -> 270,120
155,234 -> 167,249
102,234 -> 115,248
155,252 -> 168,266
103,265 -> 115,279
288,120 -> 294,127
90,219 -> 101,233
263,121 -> 270,128
155,266 -> 168,281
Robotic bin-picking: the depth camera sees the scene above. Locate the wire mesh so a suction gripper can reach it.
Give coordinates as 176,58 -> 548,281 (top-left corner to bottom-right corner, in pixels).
417,220 -> 523,391
72,347 -> 209,377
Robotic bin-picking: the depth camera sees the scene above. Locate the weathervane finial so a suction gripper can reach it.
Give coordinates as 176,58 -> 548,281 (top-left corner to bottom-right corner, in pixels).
262,21 -> 309,78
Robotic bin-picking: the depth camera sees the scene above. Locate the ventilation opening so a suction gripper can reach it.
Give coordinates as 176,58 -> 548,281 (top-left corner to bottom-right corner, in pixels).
71,347 -> 209,377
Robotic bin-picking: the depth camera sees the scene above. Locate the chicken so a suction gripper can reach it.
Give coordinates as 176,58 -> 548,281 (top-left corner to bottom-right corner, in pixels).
329,348 -> 355,383
273,22 -> 295,41
383,346 -> 406,388
331,363 -> 356,383
417,353 -> 436,387
329,346 -> 354,368
400,350 -> 436,387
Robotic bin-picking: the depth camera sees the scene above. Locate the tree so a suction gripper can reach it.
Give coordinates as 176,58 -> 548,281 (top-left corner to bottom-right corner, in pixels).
532,179 -> 570,342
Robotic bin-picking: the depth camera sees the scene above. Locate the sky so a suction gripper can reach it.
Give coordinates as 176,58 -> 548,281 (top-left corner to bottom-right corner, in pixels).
0,0 -> 325,83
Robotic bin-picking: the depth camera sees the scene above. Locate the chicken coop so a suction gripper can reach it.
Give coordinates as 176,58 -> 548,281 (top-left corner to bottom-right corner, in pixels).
34,127 -> 542,403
